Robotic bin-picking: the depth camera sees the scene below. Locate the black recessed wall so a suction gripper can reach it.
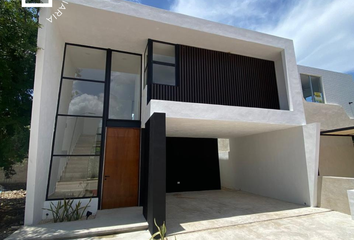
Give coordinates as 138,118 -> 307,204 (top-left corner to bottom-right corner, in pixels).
151,45 -> 280,110
166,137 -> 221,193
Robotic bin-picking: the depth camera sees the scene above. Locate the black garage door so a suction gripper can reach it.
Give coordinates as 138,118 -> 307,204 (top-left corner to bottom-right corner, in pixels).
166,137 -> 221,193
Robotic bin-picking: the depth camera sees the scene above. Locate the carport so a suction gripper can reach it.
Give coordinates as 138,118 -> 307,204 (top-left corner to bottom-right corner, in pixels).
141,114 -> 320,234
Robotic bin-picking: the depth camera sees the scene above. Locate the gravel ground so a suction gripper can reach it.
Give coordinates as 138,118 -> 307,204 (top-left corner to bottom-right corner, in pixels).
0,185 -> 26,240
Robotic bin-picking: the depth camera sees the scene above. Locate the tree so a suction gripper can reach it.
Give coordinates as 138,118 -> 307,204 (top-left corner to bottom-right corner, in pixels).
0,0 -> 40,177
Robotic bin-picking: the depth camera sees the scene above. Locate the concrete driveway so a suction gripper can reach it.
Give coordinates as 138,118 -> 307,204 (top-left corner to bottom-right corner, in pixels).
79,189 -> 354,239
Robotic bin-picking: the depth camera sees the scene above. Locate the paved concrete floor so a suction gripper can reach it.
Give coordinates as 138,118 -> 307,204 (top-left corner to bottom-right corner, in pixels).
166,189 -> 329,234
10,190 -> 354,239
79,189 -> 354,240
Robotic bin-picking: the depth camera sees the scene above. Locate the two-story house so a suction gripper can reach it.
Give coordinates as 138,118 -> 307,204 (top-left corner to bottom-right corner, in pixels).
25,0 -> 322,233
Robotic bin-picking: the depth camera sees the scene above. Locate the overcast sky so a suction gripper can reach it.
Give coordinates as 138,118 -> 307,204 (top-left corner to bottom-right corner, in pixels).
127,0 -> 354,78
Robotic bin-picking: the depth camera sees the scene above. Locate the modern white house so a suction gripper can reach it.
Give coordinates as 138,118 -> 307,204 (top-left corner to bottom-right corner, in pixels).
25,0 -> 353,234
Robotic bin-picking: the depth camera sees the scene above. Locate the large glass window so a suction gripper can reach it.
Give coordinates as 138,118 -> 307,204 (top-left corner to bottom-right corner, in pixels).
48,45 -> 106,200
48,44 -> 142,200
109,52 -> 141,120
301,74 -> 324,103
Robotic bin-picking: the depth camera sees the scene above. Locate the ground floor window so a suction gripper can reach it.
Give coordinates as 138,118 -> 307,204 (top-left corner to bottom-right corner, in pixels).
47,43 -> 142,200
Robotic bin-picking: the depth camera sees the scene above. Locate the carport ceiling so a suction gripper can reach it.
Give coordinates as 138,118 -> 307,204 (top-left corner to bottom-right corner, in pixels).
166,117 -> 297,138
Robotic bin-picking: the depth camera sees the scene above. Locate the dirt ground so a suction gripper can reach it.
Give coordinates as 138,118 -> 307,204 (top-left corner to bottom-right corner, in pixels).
0,183 -> 26,240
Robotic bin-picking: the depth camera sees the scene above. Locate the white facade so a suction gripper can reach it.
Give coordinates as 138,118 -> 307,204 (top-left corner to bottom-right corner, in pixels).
25,0 -> 320,225
298,65 -> 354,119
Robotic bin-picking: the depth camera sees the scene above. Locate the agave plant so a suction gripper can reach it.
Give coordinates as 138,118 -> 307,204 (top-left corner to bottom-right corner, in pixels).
70,198 -> 92,221
43,198 -> 92,222
43,201 -> 64,223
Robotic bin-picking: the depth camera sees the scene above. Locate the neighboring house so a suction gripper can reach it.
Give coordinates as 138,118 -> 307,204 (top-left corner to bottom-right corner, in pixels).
27,0 -> 340,234
298,66 -> 354,215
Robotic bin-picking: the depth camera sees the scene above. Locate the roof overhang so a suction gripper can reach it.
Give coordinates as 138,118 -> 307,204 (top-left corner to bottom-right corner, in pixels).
51,0 -> 289,62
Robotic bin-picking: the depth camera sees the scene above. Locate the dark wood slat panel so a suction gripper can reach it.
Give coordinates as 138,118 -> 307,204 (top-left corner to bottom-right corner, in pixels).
151,45 -> 280,109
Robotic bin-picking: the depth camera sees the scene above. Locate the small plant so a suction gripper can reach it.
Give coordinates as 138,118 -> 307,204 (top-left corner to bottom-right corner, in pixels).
150,218 -> 174,240
44,201 -> 63,223
43,198 -> 92,223
63,199 -> 74,221
71,198 -> 92,220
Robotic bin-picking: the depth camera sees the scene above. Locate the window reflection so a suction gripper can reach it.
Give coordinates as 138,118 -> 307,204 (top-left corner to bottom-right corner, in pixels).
59,80 -> 104,116
48,156 -> 99,199
53,116 -> 102,155
301,74 -> 324,103
153,42 -> 175,64
109,52 -> 141,120
63,45 -> 106,81
153,64 -> 175,86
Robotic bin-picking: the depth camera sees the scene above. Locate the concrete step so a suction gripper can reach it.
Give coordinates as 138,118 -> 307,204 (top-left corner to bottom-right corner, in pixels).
6,207 -> 148,240
63,170 -> 88,175
61,173 -> 88,181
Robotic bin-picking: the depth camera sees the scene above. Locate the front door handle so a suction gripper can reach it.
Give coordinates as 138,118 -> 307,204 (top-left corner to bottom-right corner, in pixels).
104,175 -> 110,180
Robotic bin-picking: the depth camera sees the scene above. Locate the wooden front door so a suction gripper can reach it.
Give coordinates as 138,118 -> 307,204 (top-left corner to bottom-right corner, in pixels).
102,127 -> 140,209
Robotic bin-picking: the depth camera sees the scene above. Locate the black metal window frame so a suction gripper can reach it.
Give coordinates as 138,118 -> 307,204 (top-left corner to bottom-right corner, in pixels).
106,49 -> 143,123
143,43 -> 149,89
46,43 -> 142,202
146,39 -> 180,103
149,39 -> 179,86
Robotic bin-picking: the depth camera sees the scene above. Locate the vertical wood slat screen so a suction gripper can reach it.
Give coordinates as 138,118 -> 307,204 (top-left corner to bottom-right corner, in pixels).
151,45 -> 280,110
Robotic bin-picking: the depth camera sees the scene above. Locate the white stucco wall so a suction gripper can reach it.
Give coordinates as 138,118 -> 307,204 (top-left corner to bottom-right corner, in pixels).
298,65 -> 354,119
220,124 -> 320,207
319,176 -> 354,215
25,8 -> 65,225
55,0 -> 306,129
274,51 -> 290,111
319,136 -> 354,178
304,101 -> 354,130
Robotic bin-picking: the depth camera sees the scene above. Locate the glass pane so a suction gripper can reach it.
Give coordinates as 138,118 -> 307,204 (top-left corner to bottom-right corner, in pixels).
300,74 -> 313,102
153,42 -> 175,64
144,68 -> 148,87
58,79 -> 104,116
153,64 -> 175,86
109,52 -> 141,120
311,76 -> 324,103
63,45 -> 106,81
48,156 -> 99,199
53,116 -> 102,155
144,44 -> 148,69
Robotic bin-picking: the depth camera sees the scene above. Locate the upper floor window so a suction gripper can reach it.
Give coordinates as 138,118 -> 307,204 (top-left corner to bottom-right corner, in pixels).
300,74 -> 324,103
145,39 -> 178,87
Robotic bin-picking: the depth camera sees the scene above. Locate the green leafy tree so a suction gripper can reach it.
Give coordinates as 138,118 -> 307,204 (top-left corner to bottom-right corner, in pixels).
0,0 -> 40,177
